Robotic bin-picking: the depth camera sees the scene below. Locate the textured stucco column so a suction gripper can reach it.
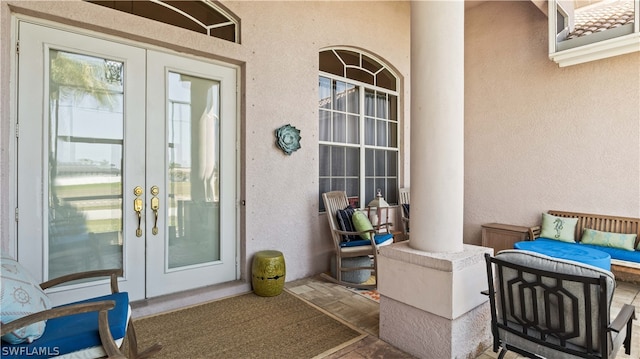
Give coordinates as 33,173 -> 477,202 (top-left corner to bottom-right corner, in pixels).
409,0 -> 464,253
379,243 -> 492,359
378,3 -> 491,358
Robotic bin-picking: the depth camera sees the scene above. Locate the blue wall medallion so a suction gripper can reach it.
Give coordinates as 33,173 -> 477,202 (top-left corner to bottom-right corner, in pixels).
275,124 -> 301,155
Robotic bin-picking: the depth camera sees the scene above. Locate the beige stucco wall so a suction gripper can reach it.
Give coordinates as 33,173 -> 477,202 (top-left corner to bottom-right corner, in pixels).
1,0 -> 637,295
464,1 -> 640,245
0,1 -> 411,283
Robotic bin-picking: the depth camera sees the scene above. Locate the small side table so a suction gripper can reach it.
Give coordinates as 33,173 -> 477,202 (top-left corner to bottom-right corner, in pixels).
252,250 -> 286,297
391,230 -> 404,242
481,223 -> 530,254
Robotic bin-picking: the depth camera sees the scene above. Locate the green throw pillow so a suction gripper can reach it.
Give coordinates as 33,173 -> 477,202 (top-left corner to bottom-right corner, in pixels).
351,211 -> 374,240
581,228 -> 637,251
539,213 -> 578,243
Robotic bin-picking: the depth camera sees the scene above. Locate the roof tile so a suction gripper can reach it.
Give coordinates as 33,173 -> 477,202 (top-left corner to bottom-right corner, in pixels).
567,0 -> 635,40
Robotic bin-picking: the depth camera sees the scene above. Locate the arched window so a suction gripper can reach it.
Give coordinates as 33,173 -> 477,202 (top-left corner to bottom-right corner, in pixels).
319,48 -> 400,211
86,0 -> 240,43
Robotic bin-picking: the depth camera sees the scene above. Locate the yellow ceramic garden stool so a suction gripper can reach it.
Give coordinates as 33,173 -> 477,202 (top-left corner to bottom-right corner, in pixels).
251,250 -> 286,297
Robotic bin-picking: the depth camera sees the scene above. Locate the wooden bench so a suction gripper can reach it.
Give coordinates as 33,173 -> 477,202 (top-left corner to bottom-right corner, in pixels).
528,210 -> 640,283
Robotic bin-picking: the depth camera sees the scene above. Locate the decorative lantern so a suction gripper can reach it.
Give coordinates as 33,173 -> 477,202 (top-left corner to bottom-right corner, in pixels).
367,188 -> 389,230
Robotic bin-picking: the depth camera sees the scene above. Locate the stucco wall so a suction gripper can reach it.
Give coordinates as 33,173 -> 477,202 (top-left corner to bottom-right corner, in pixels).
0,1 -> 410,283
464,1 -> 640,245
228,1 -> 411,280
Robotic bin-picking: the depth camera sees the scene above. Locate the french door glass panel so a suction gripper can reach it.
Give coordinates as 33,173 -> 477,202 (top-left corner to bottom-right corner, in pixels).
48,49 -> 125,280
167,72 -> 220,269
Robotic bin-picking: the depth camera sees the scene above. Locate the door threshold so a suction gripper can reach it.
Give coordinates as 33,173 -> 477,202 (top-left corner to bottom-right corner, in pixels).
131,280 -> 251,317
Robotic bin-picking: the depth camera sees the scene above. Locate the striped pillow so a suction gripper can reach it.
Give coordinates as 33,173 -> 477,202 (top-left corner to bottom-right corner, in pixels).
336,206 -> 358,242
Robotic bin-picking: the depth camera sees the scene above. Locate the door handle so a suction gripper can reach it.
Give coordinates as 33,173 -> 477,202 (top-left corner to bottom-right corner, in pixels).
150,186 -> 159,235
134,186 -> 143,237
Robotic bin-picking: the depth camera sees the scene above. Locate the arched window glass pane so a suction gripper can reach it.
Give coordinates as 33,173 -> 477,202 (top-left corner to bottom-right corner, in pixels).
377,68 -> 397,91
319,51 -> 343,77
336,50 -> 360,66
346,68 -> 374,86
361,54 -> 382,74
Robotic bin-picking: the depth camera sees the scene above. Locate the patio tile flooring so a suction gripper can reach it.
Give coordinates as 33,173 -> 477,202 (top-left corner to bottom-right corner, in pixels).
286,276 -> 640,359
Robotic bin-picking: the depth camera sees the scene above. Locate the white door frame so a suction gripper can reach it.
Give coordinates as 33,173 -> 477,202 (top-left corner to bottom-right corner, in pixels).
14,18 -> 240,304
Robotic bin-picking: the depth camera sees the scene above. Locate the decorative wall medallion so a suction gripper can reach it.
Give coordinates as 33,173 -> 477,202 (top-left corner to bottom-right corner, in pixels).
275,124 -> 301,155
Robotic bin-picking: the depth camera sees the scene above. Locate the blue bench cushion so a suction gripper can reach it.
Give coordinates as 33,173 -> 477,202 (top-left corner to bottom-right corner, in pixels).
514,238 -> 611,271
1,292 -> 129,359
579,243 -> 640,263
340,233 -> 393,247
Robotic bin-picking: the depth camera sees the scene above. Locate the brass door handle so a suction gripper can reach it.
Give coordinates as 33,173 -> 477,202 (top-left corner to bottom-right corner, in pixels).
134,186 -> 143,237
150,186 -> 159,235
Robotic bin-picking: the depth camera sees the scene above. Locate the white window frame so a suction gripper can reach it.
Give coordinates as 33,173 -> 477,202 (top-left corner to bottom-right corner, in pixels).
549,0 -> 640,67
318,73 -> 400,211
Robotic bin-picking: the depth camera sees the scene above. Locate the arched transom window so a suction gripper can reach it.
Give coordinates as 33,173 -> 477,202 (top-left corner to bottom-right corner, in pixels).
86,0 -> 240,43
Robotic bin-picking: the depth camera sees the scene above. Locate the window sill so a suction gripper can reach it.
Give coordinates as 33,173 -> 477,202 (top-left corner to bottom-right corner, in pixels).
549,32 -> 640,67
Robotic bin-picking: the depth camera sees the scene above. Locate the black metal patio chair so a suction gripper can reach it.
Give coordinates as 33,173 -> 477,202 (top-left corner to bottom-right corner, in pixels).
483,250 -> 635,359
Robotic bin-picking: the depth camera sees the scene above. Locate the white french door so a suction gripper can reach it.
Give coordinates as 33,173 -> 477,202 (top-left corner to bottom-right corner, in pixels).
16,21 -> 238,304
145,50 -> 238,297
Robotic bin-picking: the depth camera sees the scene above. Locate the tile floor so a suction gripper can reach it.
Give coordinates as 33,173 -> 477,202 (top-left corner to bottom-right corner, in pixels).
286,276 -> 640,359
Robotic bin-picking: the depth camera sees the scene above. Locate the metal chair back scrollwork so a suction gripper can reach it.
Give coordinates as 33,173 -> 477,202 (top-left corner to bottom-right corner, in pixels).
484,250 -> 635,359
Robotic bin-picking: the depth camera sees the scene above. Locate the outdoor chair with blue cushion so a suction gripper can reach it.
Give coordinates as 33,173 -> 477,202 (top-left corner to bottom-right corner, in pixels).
322,191 -> 393,290
484,250 -> 635,359
1,257 -> 161,358
399,188 -> 410,239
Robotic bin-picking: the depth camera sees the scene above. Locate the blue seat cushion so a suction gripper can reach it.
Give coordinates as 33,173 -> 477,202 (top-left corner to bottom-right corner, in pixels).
1,292 -> 129,358
514,238 -> 611,271
579,243 -> 640,263
340,233 -> 393,247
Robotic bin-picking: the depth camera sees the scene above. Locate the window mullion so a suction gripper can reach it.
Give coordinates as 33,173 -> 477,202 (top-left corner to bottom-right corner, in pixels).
359,84 -> 366,209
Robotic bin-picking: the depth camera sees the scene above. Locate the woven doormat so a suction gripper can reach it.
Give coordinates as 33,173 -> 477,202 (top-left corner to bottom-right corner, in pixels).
129,290 -> 365,358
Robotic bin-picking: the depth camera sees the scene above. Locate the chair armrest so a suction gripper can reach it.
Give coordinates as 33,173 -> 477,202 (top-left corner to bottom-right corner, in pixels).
40,269 -> 123,293
373,222 -> 393,231
0,300 -> 115,335
2,300 -> 126,358
609,304 -> 636,333
528,225 -> 541,240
